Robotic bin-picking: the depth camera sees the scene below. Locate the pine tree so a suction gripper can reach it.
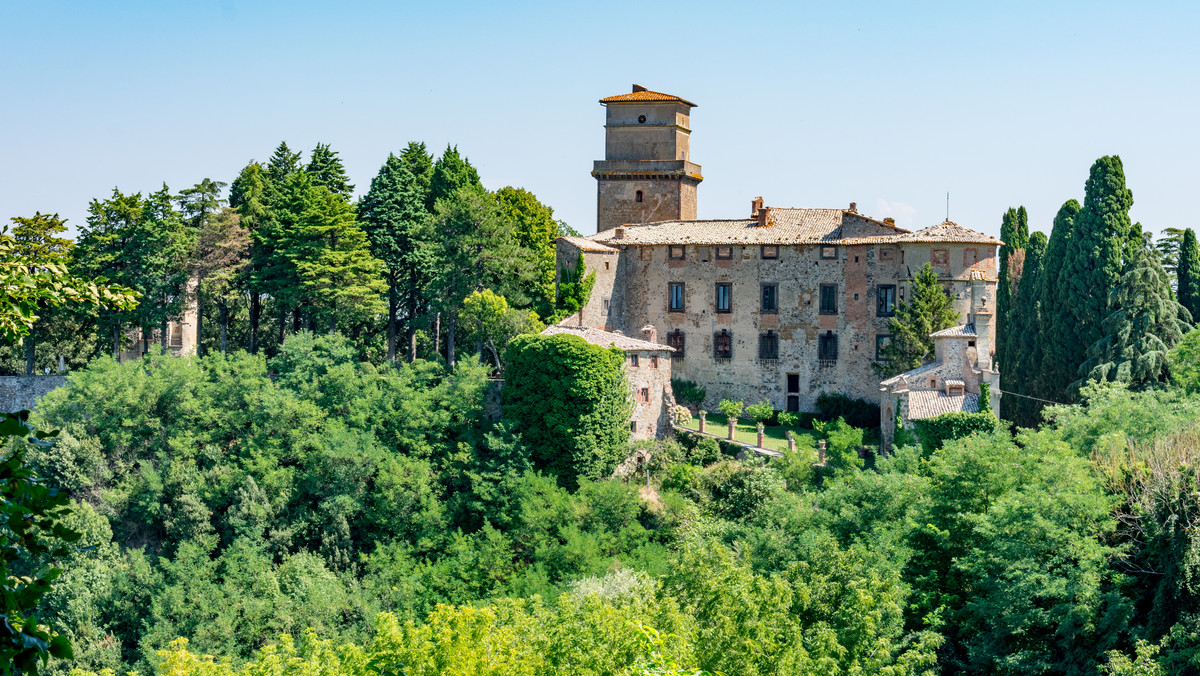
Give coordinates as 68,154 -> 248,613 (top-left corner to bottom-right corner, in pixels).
177,178 -> 227,229
1076,234 -> 1192,390
428,145 -> 482,209
359,153 -> 436,361
1005,230 -> 1047,427
1156,226 -> 1187,286
874,263 -> 960,377
287,186 -> 386,331
306,143 -> 354,200
1177,228 -> 1200,319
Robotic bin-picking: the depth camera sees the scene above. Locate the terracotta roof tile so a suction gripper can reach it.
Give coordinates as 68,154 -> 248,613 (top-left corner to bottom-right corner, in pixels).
542,324 -> 674,352
891,220 -> 1002,245
600,86 -> 697,107
907,391 -> 980,420
558,236 -> 618,253
589,209 -> 907,246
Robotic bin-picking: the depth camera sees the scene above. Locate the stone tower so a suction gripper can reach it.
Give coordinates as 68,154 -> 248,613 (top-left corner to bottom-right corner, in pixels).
593,85 -> 703,233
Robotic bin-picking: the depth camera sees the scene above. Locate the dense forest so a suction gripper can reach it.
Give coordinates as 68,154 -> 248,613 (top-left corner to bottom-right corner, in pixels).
5,147 -> 1200,675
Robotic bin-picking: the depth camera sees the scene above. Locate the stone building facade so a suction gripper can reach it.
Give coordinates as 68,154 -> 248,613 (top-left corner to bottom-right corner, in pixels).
541,324 -> 675,440
879,273 -> 1002,452
556,85 -> 1003,416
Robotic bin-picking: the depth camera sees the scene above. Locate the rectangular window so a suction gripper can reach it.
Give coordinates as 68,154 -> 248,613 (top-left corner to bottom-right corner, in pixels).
640,387 -> 650,403
787,374 -> 800,393
761,245 -> 779,260
820,245 -> 838,260
876,334 -> 891,361
876,285 -> 896,317
931,249 -> 949,265
630,421 -> 637,433
669,282 -> 685,312
715,282 -> 732,313
669,245 -> 686,260
879,247 -> 894,262
602,297 -> 610,315
760,283 -> 778,314
715,246 -> 733,260
758,331 -> 779,360
964,248 -> 978,266
819,283 -> 838,315
649,355 -> 658,369
713,330 -> 732,359
667,330 -> 685,358
787,396 -> 800,412
629,354 -> 639,368
818,332 -> 838,361
639,247 -> 652,261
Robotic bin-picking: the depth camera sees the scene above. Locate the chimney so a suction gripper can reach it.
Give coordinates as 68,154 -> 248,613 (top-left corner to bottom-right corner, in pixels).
641,325 -> 658,344
751,196 -> 764,217
756,207 -> 770,227
632,84 -> 647,92
848,202 -> 857,213
884,217 -> 895,226
614,227 -> 625,239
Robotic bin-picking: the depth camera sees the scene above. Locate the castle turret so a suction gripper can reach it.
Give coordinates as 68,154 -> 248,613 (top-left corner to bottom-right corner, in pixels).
593,85 -> 702,232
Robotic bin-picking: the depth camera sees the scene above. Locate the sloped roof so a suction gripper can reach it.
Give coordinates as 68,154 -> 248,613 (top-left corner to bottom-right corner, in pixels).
600,85 -> 697,107
907,391 -> 980,419
541,324 -> 674,352
930,323 -> 977,338
558,236 -> 618,253
588,209 -> 907,246
891,220 -> 1002,245
880,362 -> 939,388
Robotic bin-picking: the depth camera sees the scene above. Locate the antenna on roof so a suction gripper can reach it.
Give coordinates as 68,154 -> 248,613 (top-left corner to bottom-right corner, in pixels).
946,192 -> 950,222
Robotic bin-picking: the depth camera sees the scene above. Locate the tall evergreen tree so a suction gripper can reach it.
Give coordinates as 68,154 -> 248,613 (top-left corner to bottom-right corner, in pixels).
1156,226 -> 1187,286
287,186 -> 385,331
428,145 -> 482,209
136,185 -> 195,352
400,142 -> 435,205
1039,156 -> 1133,402
997,206 -> 1030,370
1006,230 -> 1048,427
1037,199 -> 1082,404
359,153 -> 436,361
176,178 -> 227,229
1076,234 -> 1191,390
433,188 -> 536,368
229,162 -> 270,353
191,208 -> 249,354
1176,228 -> 1200,320
874,263 -> 960,377
306,143 -> 354,200
265,142 -> 302,189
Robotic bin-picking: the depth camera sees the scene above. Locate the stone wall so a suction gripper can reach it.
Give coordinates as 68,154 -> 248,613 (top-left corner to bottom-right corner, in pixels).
601,234 -> 997,413
625,347 -> 675,439
0,376 -> 66,413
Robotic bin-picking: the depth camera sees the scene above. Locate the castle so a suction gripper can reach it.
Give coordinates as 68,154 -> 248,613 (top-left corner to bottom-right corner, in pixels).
555,85 -> 1002,440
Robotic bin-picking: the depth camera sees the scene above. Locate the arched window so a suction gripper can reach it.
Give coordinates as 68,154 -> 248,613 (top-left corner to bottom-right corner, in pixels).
635,190 -> 643,203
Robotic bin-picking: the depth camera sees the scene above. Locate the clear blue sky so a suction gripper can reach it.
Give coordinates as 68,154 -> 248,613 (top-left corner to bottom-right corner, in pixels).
3,1 -> 1197,240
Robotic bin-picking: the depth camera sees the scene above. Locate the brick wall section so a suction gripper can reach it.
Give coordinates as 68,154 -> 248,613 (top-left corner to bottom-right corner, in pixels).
0,376 -> 66,413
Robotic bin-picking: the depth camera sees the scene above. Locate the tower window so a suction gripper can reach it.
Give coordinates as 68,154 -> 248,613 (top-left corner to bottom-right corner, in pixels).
636,190 -> 643,203
877,285 -> 896,316
819,284 -> 838,315
760,283 -> 778,314
637,114 -> 647,124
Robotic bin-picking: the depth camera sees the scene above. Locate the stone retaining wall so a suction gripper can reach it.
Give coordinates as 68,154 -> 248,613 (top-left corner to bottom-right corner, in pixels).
0,376 -> 66,413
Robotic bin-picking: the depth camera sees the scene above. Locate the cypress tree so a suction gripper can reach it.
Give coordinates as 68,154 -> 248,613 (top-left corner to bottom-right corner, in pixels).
306,143 -> 355,200
1006,231 -> 1047,427
1177,228 -> 1200,319
997,206 -> 1030,370
359,153 -> 435,361
1076,235 -> 1191,390
1038,199 -> 1082,405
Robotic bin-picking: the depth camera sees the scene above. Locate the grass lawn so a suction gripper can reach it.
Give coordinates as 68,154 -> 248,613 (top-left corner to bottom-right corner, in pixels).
678,412 -> 821,454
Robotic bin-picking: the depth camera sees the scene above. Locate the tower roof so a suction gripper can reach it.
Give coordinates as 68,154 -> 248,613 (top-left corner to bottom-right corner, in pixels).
600,84 -> 697,107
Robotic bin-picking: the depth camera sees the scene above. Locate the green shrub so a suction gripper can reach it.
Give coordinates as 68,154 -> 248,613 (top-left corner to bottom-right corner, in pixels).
745,400 -> 774,425
671,378 -> 707,408
815,392 -> 881,429
912,411 -> 1006,453
776,411 -> 799,428
718,399 -> 744,421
